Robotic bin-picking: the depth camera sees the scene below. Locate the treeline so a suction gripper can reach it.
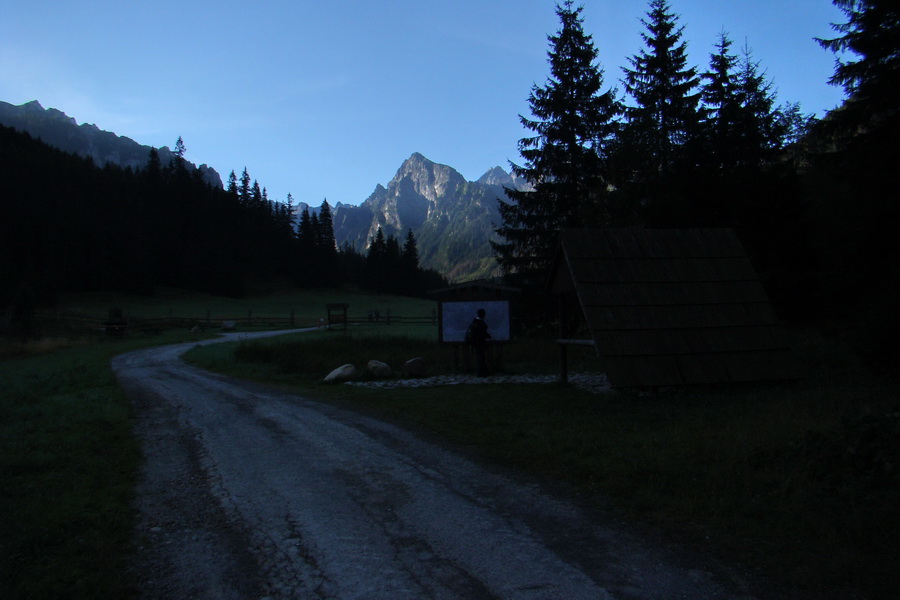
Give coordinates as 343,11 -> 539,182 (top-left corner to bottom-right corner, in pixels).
495,0 -> 900,363
0,125 -> 445,310
289,197 -> 447,295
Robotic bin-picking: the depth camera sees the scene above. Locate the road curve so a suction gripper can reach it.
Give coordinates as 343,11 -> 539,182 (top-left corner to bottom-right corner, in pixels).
113,331 -> 759,600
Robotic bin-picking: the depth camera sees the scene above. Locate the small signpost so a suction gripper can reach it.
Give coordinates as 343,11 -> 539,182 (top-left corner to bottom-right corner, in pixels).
105,308 -> 128,336
326,303 -> 349,330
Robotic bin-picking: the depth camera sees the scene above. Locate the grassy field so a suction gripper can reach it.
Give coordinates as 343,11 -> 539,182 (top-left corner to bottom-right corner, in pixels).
0,329 -> 223,599
185,325 -> 900,600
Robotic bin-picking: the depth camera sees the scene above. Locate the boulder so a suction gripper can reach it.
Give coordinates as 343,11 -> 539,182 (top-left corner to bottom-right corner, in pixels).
401,357 -> 426,378
367,360 -> 393,379
324,363 -> 358,383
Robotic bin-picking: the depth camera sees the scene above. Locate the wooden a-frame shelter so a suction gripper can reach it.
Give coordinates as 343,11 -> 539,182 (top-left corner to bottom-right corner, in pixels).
549,228 -> 796,388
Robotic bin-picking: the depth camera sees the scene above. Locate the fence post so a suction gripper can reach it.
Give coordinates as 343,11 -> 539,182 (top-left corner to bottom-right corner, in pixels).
290,309 -> 295,326
387,308 -> 391,325
206,310 -> 211,326
248,309 -> 252,326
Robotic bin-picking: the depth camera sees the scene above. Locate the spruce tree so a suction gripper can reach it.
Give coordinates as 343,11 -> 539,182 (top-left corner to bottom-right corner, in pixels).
493,0 -> 620,286
169,136 -> 188,177
251,181 -> 263,210
365,227 -> 388,291
400,228 -> 420,295
316,200 -> 336,252
238,168 -> 251,207
297,206 -> 315,253
807,0 -> 900,354
226,170 -> 238,197
146,147 -> 162,179
620,0 -> 701,178
734,45 -> 796,167
295,206 -> 318,286
816,0 -> 900,145
699,32 -> 743,171
316,200 -> 339,286
401,228 -> 419,271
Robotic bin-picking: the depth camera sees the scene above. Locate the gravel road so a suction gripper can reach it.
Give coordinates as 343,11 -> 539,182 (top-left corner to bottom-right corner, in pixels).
112,330 -> 767,600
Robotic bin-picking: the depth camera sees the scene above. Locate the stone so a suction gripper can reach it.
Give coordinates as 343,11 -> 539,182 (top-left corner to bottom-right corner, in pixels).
221,320 -> 236,331
367,360 -> 392,379
324,363 -> 358,383
401,357 -> 426,378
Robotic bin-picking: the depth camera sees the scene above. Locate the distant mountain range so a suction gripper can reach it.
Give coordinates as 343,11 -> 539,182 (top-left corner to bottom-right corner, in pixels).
331,153 -> 529,281
1,100 -> 528,281
0,100 -> 222,187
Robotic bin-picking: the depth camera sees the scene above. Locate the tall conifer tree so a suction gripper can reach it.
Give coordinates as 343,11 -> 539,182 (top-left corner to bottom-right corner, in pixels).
238,168 -> 251,207
493,0 -> 620,286
700,32 -> 743,171
816,0 -> 900,145
620,0 -> 701,178
316,200 -> 339,286
316,200 -> 336,252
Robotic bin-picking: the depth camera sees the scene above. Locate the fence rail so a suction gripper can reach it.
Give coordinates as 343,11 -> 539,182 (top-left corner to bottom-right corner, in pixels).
32,310 -> 437,335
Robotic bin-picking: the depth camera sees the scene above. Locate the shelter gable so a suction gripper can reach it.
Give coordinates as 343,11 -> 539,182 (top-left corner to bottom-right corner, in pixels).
551,228 -> 796,388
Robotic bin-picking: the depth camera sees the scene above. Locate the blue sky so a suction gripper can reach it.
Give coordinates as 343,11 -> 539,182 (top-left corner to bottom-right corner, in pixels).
2,1 -> 847,206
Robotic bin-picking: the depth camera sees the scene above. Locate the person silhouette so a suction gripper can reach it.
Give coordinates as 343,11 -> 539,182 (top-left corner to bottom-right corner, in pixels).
466,308 -> 491,377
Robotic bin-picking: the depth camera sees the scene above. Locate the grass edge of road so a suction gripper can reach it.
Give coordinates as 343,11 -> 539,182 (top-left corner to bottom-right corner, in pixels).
0,330 -> 221,600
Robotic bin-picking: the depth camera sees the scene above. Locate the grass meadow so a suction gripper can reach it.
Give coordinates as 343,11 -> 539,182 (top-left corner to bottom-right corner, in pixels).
0,330 -> 221,599
2,286 -> 897,599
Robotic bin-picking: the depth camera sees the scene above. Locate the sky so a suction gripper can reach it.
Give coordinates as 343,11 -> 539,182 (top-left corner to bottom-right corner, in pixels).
2,0 -> 848,207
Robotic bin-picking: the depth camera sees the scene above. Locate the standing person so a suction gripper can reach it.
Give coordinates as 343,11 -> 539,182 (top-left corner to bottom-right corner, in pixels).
466,308 -> 491,377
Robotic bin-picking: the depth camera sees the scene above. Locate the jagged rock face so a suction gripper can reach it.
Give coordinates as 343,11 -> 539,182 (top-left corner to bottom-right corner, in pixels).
0,100 -> 223,188
392,152 -> 466,203
332,153 -> 528,281
477,166 -> 513,186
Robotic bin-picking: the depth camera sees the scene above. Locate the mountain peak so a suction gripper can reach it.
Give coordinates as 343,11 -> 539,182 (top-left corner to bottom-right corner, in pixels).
22,100 -> 45,112
406,151 -> 429,163
389,153 -> 465,203
477,166 -> 512,186
333,153 -> 510,281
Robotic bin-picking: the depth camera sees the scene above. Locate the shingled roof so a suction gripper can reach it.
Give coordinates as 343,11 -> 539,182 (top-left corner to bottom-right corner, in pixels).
549,228 -> 796,388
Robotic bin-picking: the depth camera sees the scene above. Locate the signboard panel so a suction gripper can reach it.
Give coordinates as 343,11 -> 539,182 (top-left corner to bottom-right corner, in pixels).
440,300 -> 510,344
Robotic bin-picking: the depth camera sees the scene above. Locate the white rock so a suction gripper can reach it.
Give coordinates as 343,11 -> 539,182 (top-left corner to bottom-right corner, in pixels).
367,360 -> 392,379
324,363 -> 358,383
401,357 -> 426,378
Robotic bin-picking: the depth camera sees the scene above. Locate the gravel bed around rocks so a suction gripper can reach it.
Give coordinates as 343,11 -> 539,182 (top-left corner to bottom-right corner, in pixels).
344,372 -> 612,394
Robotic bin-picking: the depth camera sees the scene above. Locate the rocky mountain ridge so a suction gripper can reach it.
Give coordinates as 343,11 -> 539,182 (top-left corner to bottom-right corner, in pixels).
0,100 -> 222,187
332,153 -> 528,281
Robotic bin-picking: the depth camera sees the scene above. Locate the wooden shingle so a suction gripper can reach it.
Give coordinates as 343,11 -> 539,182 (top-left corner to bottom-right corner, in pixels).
550,228 -> 796,388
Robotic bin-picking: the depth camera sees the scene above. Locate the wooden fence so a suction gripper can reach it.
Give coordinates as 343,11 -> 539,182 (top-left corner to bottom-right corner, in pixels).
33,309 -> 438,336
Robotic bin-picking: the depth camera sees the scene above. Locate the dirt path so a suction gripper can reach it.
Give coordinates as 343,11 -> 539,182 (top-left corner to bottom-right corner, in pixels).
113,331 -> 765,599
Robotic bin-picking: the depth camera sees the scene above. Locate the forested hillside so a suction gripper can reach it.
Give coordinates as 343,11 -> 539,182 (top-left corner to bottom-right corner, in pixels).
0,125 -> 445,314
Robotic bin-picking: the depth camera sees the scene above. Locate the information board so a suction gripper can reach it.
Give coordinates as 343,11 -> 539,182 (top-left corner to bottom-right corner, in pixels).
439,300 -> 510,344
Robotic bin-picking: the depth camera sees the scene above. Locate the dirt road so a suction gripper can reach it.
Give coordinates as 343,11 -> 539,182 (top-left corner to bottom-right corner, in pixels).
113,331 -> 762,599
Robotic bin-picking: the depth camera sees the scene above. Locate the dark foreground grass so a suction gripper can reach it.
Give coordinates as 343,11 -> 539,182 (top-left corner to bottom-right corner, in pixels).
186,327 -> 900,600
0,330 -> 217,600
